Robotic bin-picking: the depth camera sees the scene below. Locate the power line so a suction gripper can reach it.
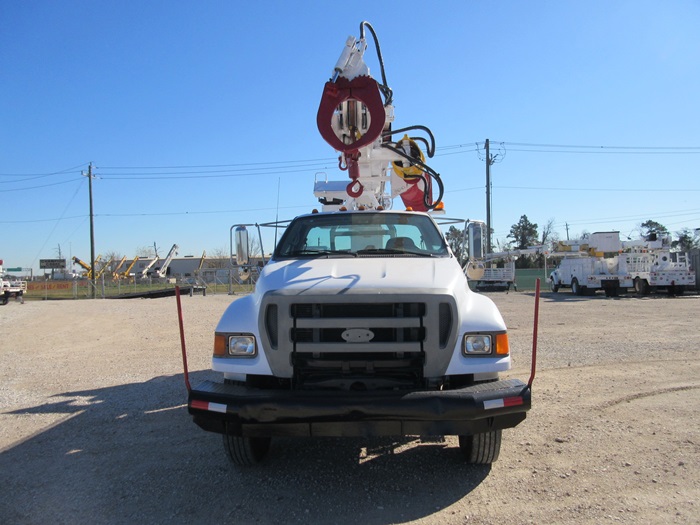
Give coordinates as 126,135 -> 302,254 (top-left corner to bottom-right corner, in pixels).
4,140 -> 699,184
0,215 -> 85,224
0,177 -> 85,193
96,164 -> 336,180
457,142 -> 700,157
497,185 -> 700,193
29,176 -> 86,268
96,157 -> 339,170
502,142 -> 700,151
502,148 -> 700,155
96,204 -> 311,217
0,162 -> 90,177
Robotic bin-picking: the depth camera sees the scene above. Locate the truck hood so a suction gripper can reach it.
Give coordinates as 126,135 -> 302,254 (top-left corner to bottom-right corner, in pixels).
256,257 -> 466,296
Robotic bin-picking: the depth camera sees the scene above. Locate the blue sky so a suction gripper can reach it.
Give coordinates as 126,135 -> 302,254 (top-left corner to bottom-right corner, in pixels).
2,1 -> 699,273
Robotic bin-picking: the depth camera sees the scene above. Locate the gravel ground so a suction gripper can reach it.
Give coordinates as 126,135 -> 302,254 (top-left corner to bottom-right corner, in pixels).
1,290 -> 699,524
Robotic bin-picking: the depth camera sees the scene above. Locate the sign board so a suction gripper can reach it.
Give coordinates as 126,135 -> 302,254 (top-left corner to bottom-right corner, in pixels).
5,267 -> 22,271
40,259 -> 67,269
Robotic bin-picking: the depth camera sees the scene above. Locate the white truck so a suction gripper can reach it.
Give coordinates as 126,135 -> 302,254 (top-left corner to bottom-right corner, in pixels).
182,22 -> 534,467
549,232 -> 695,296
621,236 -> 695,295
1,263 -> 27,305
549,232 -> 633,297
464,223 -> 545,292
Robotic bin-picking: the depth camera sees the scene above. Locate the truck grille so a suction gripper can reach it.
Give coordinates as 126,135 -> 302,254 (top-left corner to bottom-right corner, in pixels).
291,302 -> 426,345
260,294 -> 456,390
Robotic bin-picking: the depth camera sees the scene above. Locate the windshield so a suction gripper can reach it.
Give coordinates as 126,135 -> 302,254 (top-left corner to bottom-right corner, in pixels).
274,212 -> 450,258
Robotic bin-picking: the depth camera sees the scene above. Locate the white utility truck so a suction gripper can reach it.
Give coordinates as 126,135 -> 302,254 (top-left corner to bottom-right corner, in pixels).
464,223 -> 544,292
1,262 -> 26,305
549,231 -> 632,297
621,236 -> 695,295
183,22 -> 534,467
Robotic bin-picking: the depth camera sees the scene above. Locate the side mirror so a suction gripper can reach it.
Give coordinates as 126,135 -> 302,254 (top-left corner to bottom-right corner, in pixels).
468,222 -> 484,260
235,226 -> 250,266
235,226 -> 251,281
465,261 -> 485,280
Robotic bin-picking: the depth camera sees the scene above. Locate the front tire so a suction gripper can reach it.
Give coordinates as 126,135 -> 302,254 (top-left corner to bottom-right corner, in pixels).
459,430 -> 502,464
223,434 -> 271,466
571,278 -> 583,296
549,279 -> 559,293
634,278 -> 650,296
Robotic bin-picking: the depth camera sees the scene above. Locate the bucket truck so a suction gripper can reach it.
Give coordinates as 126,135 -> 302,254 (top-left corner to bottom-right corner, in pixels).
462,221 -> 544,291
1,261 -> 26,305
181,22 -> 535,468
621,235 -> 695,295
548,232 -> 633,297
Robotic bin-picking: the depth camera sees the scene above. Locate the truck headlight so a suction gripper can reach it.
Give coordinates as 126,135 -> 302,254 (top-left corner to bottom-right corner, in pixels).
463,334 -> 491,355
462,333 -> 509,356
214,333 -> 257,358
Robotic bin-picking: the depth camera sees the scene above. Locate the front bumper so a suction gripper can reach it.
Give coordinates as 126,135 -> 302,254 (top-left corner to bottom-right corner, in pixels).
188,378 -> 531,437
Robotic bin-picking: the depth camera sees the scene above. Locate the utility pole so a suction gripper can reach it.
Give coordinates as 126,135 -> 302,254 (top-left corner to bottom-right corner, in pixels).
483,139 -> 504,254
485,139 -> 493,254
86,163 -> 96,299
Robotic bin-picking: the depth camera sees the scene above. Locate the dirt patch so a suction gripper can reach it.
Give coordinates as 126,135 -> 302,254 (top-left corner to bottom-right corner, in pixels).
1,291 -> 698,524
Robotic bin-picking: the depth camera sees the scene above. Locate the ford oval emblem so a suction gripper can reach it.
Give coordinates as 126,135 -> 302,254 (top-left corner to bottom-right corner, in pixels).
341,329 -> 375,343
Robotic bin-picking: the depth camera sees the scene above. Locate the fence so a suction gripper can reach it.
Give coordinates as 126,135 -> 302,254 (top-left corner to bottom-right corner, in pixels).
24,268 -> 259,301
513,269 -> 551,291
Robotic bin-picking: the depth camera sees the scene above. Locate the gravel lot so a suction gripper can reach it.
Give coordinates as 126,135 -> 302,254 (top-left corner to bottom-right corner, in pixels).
1,290 -> 699,524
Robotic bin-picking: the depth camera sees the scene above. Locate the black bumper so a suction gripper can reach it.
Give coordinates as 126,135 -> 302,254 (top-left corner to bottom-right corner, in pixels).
188,379 -> 531,438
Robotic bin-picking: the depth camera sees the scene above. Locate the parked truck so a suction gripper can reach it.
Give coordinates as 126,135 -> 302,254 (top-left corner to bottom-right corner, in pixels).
549,231 -> 633,296
549,231 -> 694,296
1,262 -> 26,305
464,222 -> 545,292
621,236 -> 695,295
182,22 -> 534,467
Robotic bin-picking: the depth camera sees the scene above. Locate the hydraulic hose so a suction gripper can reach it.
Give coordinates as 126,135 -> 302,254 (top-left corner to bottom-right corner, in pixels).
383,125 -> 436,157
382,142 -> 445,210
359,21 -> 393,106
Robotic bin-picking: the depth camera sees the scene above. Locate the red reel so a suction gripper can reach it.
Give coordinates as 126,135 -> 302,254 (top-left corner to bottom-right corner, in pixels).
316,75 -> 386,155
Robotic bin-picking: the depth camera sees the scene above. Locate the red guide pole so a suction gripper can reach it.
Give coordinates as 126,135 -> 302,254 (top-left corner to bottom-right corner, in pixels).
175,286 -> 192,392
528,278 -> 540,388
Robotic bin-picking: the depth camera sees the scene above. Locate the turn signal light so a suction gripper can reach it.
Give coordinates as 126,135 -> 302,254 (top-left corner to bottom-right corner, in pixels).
213,335 -> 226,356
496,333 -> 510,355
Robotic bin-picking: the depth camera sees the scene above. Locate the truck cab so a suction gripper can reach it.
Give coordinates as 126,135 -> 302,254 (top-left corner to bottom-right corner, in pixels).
187,210 -> 532,466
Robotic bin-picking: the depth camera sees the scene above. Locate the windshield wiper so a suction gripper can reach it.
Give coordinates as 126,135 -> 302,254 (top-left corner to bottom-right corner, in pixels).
287,249 -> 357,257
356,248 -> 435,257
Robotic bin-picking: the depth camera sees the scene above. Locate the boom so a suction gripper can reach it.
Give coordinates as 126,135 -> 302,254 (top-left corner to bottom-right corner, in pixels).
154,244 -> 179,278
